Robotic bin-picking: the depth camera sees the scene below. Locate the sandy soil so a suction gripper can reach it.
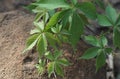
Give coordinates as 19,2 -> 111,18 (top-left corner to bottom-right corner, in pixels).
0,0 -> 109,79
0,10 -> 35,79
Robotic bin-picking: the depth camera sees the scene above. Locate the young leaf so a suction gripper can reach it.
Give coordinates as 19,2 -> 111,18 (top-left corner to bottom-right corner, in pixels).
37,34 -> 48,57
34,12 -> 44,22
100,36 -> 108,47
69,12 -> 84,46
30,28 -> 41,34
97,14 -> 112,26
80,47 -> 100,59
23,34 -> 39,53
36,59 -> 45,75
47,62 -> 55,77
45,11 -> 63,31
76,2 -> 97,19
96,52 -> 106,71
113,27 -> 120,48
33,0 -> 70,10
55,63 -> 64,77
34,21 -> 44,31
106,5 -> 117,24
84,35 -> 100,47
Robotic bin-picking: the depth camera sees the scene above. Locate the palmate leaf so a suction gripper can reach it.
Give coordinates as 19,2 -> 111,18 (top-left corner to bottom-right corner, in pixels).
32,0 -> 70,10
76,2 -> 97,19
23,34 -> 39,53
37,34 -> 48,57
69,12 -> 84,46
80,47 -> 100,59
96,52 -> 106,71
113,27 -> 120,48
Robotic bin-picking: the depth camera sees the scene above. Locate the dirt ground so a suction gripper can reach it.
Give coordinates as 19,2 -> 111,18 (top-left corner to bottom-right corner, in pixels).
1,0 -> 120,79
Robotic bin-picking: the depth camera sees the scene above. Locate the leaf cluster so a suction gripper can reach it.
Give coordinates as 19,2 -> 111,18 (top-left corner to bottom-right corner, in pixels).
23,0 -> 120,77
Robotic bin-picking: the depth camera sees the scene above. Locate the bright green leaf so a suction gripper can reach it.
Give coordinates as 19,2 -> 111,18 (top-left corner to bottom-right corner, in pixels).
32,6 -> 47,13
51,27 -> 58,33
84,35 -> 100,47
36,59 -> 45,75
34,13 -> 44,22
34,21 -> 44,31
106,5 -> 117,24
37,34 -> 48,57
80,47 -> 100,59
45,11 -> 63,31
100,36 -> 108,47
33,0 -> 70,10
97,14 -> 112,26
30,28 -> 41,34
23,34 -> 39,53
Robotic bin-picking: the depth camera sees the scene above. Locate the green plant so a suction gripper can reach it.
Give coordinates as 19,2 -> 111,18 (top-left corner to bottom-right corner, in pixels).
23,0 -> 120,78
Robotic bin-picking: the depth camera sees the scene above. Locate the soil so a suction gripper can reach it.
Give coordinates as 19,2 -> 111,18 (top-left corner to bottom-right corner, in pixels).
1,0 -> 120,79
